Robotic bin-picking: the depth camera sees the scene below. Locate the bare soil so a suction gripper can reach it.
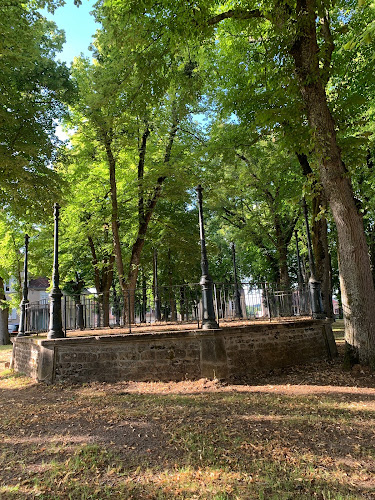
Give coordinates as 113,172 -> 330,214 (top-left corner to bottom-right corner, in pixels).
0,325 -> 374,499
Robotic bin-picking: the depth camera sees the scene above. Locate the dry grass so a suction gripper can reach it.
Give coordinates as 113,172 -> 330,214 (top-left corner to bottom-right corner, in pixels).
0,320 -> 374,499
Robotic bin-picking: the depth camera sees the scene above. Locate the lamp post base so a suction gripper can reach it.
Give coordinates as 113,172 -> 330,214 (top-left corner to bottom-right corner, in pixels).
201,319 -> 219,330
47,289 -> 64,339
309,277 -> 325,319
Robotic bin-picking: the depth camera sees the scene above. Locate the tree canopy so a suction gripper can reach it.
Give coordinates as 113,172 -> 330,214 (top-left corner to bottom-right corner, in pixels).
2,0 -> 375,364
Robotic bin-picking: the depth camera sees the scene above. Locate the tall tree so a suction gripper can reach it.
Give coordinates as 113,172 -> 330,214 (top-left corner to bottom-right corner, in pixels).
109,0 -> 375,364
0,0 -> 73,217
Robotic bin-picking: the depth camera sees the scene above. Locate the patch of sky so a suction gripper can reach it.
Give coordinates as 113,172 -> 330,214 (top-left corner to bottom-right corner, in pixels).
40,0 -> 99,65
39,1 -> 99,141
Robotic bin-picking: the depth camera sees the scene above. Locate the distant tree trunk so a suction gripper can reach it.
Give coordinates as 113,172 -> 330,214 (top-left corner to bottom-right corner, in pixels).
275,222 -> 290,289
236,153 -> 297,288
297,153 -> 334,319
168,248 -> 176,321
311,196 -> 334,319
88,235 -> 114,327
0,277 -> 10,345
290,0 -> 375,364
103,129 -> 126,295
124,112 -> 179,322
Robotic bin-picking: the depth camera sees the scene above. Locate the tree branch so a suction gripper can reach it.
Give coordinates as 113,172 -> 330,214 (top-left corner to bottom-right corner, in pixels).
320,15 -> 334,86
236,151 -> 275,203
208,9 -> 264,26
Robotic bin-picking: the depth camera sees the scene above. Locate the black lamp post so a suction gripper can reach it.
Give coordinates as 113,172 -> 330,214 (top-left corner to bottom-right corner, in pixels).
48,203 -> 64,339
18,234 -> 29,337
197,185 -> 219,329
302,198 -> 325,318
154,249 -> 161,321
231,243 -> 243,318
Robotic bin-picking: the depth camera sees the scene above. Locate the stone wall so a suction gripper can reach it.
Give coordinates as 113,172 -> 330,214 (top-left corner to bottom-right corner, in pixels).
11,320 -> 336,384
11,339 -> 41,379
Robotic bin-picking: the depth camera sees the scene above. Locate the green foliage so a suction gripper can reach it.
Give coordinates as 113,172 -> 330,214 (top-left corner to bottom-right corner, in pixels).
0,0 -> 74,219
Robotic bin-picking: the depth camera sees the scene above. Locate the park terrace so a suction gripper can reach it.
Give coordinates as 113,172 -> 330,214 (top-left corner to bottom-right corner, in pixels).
11,318 -> 337,384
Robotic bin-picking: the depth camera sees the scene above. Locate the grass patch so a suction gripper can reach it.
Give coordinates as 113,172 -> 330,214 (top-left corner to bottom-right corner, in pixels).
333,319 -> 345,341
0,344 -> 12,365
1,337 -> 375,499
0,344 -> 13,351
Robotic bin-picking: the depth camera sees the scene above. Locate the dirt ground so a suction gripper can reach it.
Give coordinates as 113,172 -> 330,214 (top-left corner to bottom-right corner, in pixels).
0,325 -> 374,499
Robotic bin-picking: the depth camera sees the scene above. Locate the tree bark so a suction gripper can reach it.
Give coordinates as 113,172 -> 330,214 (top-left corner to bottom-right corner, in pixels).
297,153 -> 334,318
124,112 -> 179,322
103,130 -> 125,293
275,222 -> 289,289
0,277 -> 10,345
290,0 -> 375,364
88,235 -> 114,327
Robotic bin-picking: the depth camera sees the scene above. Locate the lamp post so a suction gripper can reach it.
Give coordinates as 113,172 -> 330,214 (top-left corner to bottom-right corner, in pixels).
18,234 -> 29,337
231,243 -> 243,318
154,249 -> 161,321
302,198 -> 325,318
48,203 -> 64,339
196,185 -> 219,329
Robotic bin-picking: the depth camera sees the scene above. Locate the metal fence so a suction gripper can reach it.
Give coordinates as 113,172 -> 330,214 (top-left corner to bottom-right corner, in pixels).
24,282 -> 312,335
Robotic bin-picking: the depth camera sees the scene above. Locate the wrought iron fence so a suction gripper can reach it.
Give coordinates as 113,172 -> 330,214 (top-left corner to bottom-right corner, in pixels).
24,282 -> 311,335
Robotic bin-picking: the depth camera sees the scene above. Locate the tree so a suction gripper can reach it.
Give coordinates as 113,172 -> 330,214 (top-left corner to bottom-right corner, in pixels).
205,127 -> 302,288
0,0 -> 74,217
0,0 -> 74,339
105,0 -> 375,364
0,214 -> 26,344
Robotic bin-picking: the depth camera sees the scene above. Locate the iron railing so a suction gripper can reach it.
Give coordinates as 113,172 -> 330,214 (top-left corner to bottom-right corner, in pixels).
24,282 -> 311,335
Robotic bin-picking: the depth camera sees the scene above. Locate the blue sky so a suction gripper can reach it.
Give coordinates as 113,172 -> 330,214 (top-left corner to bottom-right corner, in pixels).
42,0 -> 99,64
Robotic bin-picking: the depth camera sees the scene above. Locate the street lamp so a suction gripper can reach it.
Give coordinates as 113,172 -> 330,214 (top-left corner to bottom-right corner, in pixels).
48,203 -> 64,339
18,234 -> 29,337
196,185 -> 219,329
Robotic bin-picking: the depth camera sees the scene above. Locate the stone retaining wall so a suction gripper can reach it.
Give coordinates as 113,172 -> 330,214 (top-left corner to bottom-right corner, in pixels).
11,320 -> 336,384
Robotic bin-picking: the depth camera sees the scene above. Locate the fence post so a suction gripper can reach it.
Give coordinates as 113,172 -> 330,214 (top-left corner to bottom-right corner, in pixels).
265,285 -> 272,322
154,249 -> 161,321
128,289 -> 132,334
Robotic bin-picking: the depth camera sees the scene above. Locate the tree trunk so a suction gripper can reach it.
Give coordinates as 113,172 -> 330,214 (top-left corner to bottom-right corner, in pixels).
124,112 -> 179,322
103,131 -> 125,293
88,235 -> 114,327
297,153 -> 334,319
311,196 -> 334,319
168,248 -> 176,321
276,231 -> 289,289
0,277 -> 10,345
290,0 -> 375,364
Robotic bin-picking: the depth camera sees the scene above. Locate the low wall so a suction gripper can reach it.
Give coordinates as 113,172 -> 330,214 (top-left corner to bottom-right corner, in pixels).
11,320 -> 337,384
